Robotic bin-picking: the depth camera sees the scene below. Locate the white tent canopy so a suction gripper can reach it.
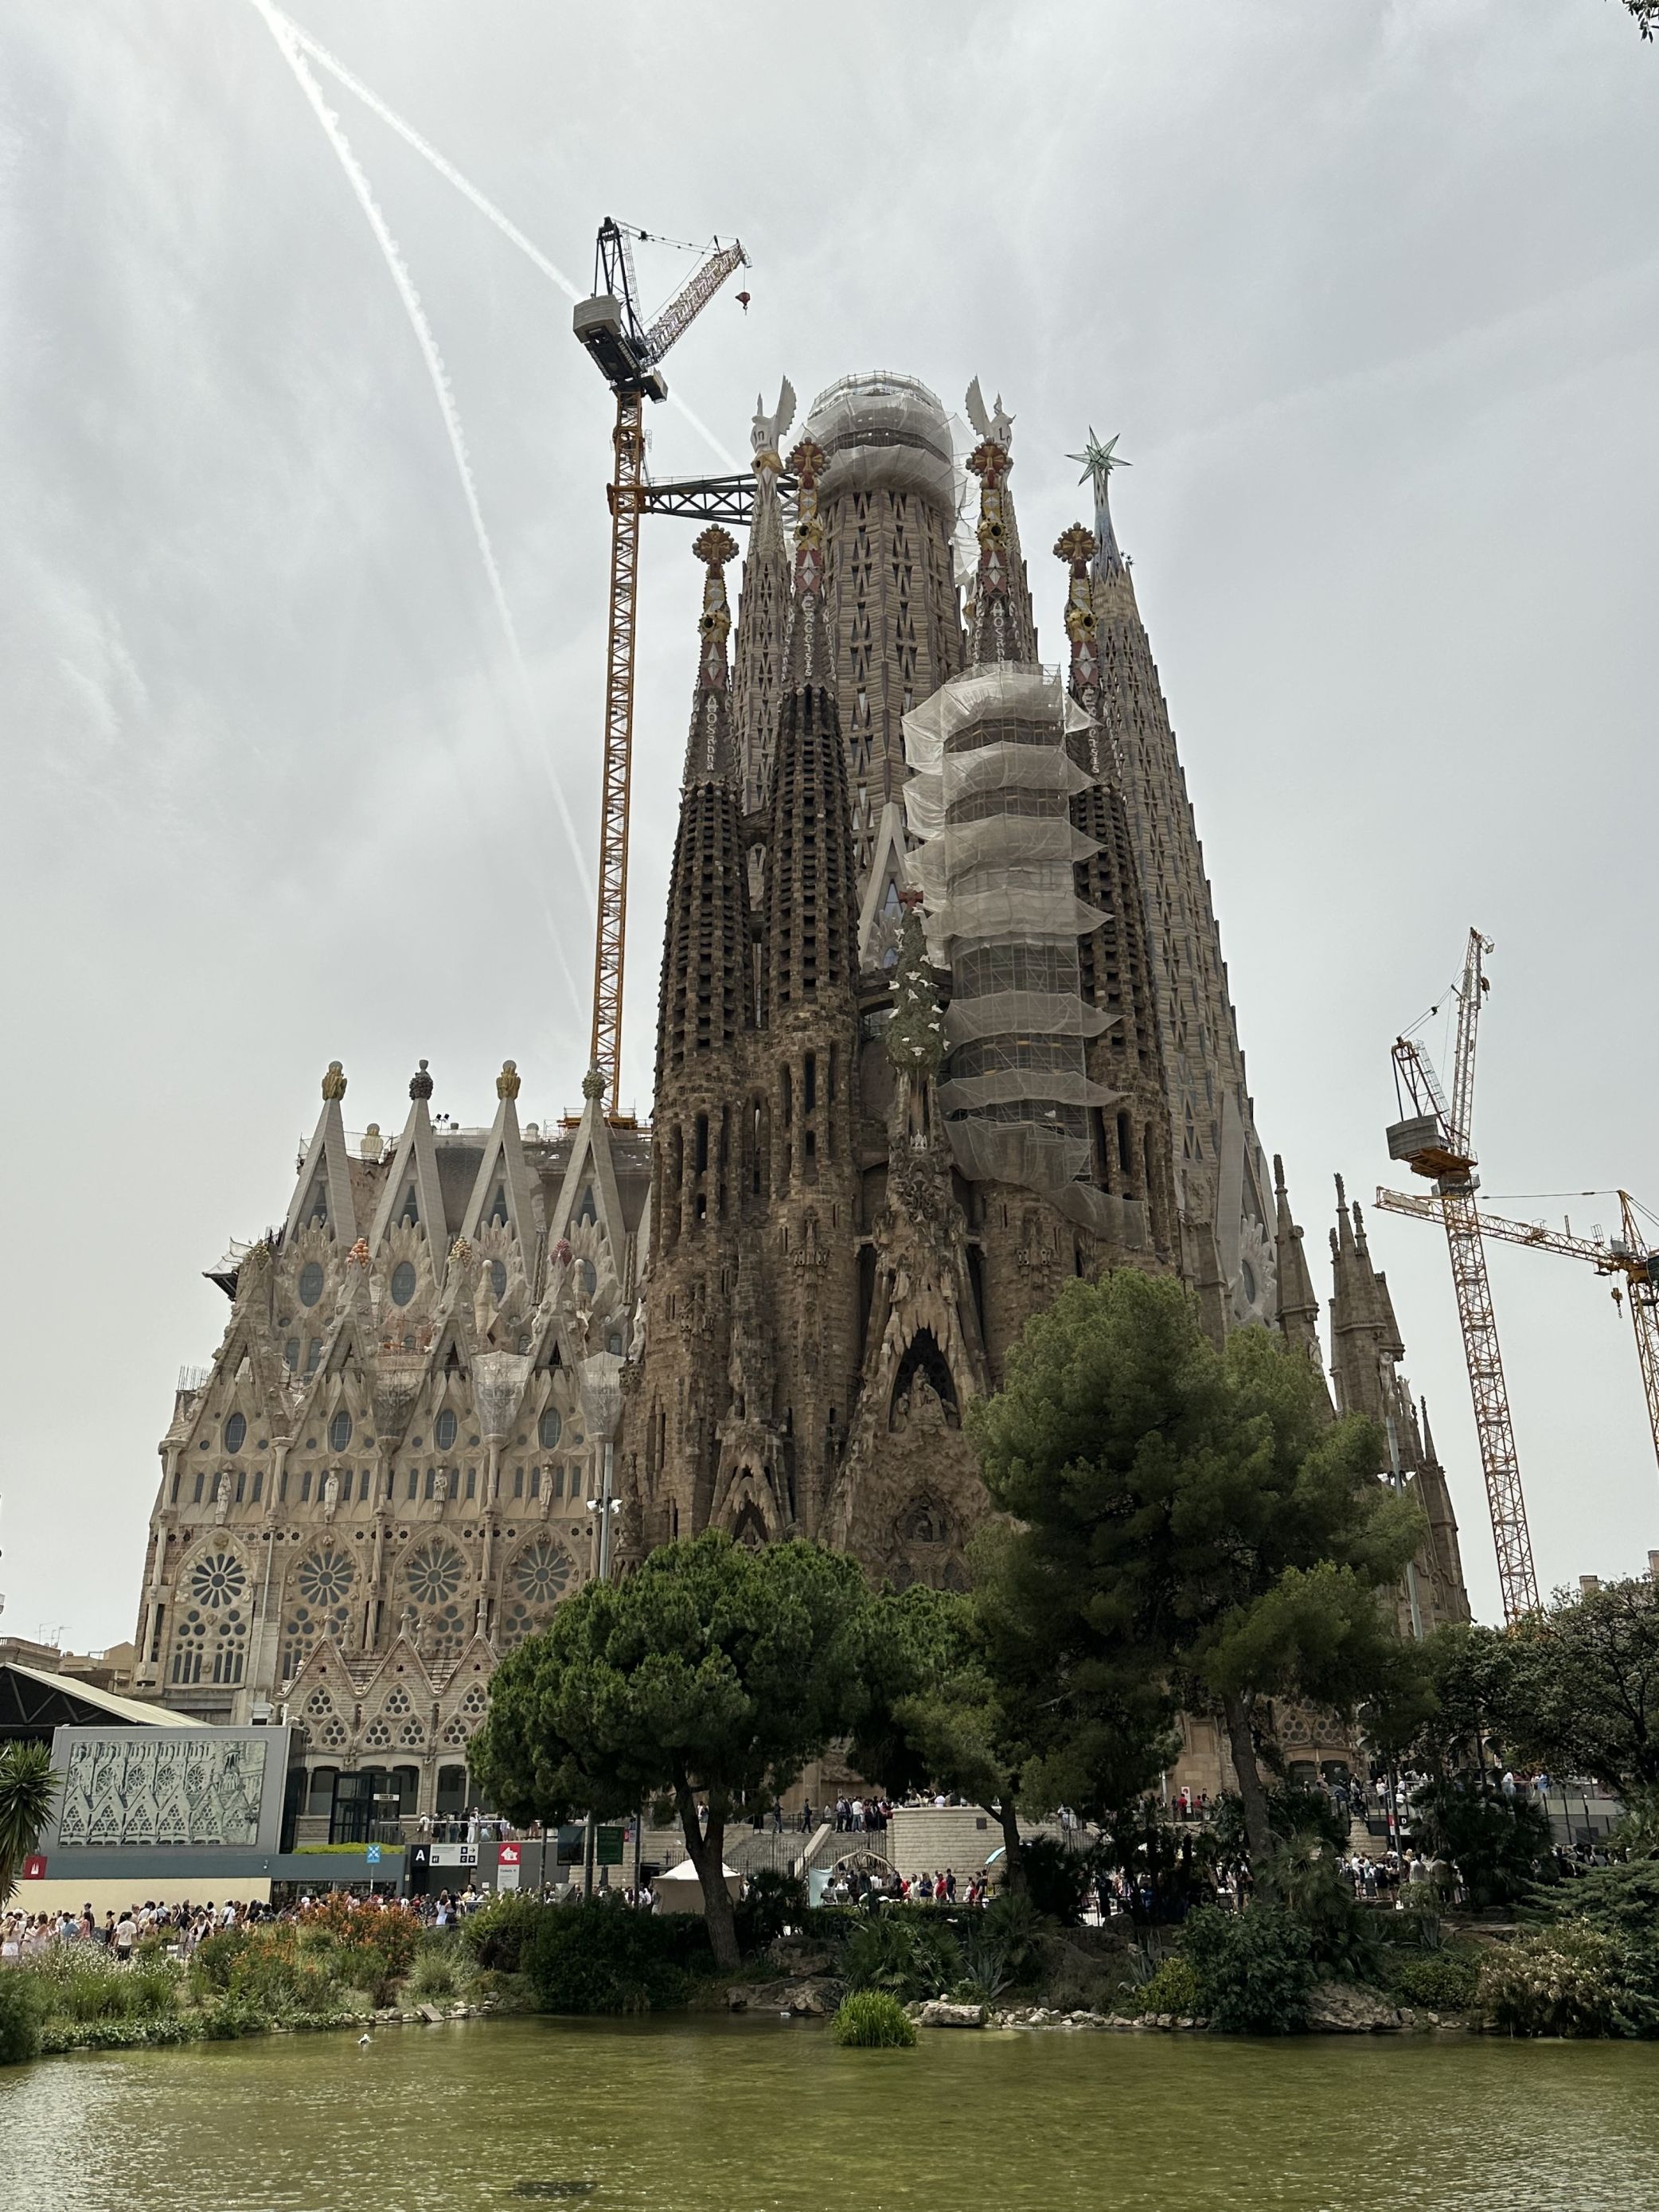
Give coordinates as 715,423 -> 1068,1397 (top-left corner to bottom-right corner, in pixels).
654,1857 -> 742,1914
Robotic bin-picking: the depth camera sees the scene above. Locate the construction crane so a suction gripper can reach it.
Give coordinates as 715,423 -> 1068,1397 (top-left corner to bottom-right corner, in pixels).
572,217 -> 750,1112
1385,929 -> 1540,1621
1375,1184 -> 1659,1495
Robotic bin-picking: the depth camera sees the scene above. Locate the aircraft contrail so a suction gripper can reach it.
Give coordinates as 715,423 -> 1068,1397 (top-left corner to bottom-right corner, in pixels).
267,6 -> 740,469
250,0 -> 591,1022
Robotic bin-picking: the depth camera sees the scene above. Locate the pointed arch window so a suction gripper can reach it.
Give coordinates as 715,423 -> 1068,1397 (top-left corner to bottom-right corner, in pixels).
306,1182 -> 329,1226
576,1186 -> 596,1227
400,1184 -> 420,1227
489,1184 -> 509,1228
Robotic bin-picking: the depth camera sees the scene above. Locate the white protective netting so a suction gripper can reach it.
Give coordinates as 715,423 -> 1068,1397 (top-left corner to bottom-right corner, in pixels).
902,662 -> 1121,1219
806,373 -> 959,517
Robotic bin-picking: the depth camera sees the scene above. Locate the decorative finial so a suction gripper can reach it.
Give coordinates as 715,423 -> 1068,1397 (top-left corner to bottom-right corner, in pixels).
581,1065 -> 606,1103
1068,429 -> 1129,498
321,1061 -> 347,1101
409,1059 -> 434,1101
1068,430 -> 1129,574
783,438 -> 830,682
347,1237 -> 371,1269
1054,526 -> 1102,731
693,524 -> 738,573
497,1059 -> 521,1101
966,440 -> 1021,662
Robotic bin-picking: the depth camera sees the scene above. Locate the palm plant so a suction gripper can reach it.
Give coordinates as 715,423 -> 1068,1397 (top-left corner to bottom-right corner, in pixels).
0,1744 -> 58,1904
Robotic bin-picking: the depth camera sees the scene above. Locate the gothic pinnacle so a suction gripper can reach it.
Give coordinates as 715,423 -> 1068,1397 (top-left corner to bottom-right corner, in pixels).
783,436 -> 831,686
685,526 -> 740,786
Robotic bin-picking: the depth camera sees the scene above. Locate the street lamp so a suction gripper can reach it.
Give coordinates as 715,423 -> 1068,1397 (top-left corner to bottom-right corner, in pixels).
577,1350 -> 624,1897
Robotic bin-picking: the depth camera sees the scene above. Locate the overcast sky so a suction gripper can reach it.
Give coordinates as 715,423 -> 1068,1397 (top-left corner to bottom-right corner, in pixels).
2,1 -> 1655,1650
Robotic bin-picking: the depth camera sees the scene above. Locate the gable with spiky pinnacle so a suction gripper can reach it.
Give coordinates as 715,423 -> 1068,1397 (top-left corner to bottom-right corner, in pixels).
283,1061 -> 360,1249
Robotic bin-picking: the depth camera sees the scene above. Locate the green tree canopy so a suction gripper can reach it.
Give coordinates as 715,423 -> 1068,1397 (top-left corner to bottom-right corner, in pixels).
857,1567 -> 1173,1891
1505,1576 -> 1659,1798
470,1532 -> 879,1968
969,1269 -> 1423,1865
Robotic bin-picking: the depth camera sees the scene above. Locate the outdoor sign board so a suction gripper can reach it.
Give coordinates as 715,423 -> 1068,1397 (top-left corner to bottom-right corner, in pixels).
40,1725 -> 303,1854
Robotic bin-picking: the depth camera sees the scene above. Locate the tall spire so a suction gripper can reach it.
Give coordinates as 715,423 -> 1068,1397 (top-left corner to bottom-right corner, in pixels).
1056,522 -> 1104,738
657,534 -> 752,1083
1069,428 -> 1129,582
1272,1153 -> 1323,1370
965,436 -> 1037,666
782,437 -> 833,687
733,377 -> 795,812
684,525 -> 740,787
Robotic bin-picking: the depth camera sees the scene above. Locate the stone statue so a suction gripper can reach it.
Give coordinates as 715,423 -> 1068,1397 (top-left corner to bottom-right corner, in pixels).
321,1061 -> 347,1101
213,1472 -> 230,1525
322,1471 -> 339,1519
433,1468 -> 450,1504
497,1059 -> 521,1100
359,1124 -> 383,1162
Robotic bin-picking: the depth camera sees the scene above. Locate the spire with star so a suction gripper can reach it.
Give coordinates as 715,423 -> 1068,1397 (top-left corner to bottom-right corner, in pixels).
1068,428 -> 1129,580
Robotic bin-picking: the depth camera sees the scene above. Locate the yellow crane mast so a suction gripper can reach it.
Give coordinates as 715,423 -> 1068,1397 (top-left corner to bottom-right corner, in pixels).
1374,1184 -> 1659,1495
1386,929 -> 1540,1621
572,218 -> 749,1112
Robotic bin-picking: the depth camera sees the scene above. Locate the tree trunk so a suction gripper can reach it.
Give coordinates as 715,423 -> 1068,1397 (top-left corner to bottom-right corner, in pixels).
992,1798 -> 1025,1894
1220,1692 -> 1274,1874
677,1787 -> 740,1972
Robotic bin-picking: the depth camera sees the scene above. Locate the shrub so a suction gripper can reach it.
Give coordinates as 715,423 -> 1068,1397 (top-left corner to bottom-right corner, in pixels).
1181,1906 -> 1315,2034
1384,1947 -> 1481,2011
952,1931 -> 1013,2003
830,1990 -> 916,2047
407,1936 -> 472,2003
1478,1925 -> 1659,2039
1265,1838 -> 1382,1983
841,1913 -> 959,2002
190,1929 -> 256,1994
462,1892 -> 551,1975
735,1867 -> 808,1954
521,1902 -> 712,2015
0,1974 -> 43,2066
980,1891 -> 1044,1983
1408,1781 -> 1552,1909
1130,1955 -> 1200,2018
1018,1838 -> 1090,1926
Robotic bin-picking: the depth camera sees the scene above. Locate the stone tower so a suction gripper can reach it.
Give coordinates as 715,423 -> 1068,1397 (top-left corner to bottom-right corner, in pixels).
1328,1176 -> 1470,1630
1082,440 -> 1278,1331
802,373 -> 966,949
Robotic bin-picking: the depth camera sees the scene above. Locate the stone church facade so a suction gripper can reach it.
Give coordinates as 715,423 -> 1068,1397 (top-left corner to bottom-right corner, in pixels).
131,369 -> 1466,1824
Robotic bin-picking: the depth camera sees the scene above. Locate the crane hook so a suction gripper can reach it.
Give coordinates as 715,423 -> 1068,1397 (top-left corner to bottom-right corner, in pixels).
736,290 -> 751,313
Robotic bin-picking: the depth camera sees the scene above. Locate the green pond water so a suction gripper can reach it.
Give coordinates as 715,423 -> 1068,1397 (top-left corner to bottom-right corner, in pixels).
4,2014 -> 1656,2212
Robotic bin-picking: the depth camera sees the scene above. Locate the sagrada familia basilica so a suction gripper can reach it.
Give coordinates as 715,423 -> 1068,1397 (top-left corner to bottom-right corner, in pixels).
130,372 -> 1469,1826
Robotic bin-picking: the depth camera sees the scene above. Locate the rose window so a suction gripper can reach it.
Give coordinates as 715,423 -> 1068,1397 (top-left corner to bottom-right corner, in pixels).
513,1540 -> 573,1605
298,1546 -> 354,1608
305,1689 -> 334,1719
384,1686 -> 412,1718
420,1603 -> 468,1667
460,1682 -> 488,1717
188,1553 -> 248,1608
404,1542 -> 465,1605
364,1717 -> 392,1749
443,1715 -> 470,1746
398,1719 -> 425,1748
319,1718 -> 347,1749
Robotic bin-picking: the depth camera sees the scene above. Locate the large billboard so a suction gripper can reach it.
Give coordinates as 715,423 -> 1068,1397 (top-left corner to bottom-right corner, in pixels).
44,1725 -> 300,1852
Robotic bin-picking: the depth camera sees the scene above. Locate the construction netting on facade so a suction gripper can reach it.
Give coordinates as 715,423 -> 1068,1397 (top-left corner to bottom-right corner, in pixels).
903,662 -> 1122,1229
806,373 -> 959,515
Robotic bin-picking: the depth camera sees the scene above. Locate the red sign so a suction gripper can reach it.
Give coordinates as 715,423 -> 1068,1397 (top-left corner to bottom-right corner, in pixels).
21,1854 -> 47,1881
498,1843 -> 521,1866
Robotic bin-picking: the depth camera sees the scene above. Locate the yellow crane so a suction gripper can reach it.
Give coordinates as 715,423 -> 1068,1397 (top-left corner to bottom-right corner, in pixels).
1385,929 -> 1540,1621
572,218 -> 750,1112
1374,1184 -> 1659,1495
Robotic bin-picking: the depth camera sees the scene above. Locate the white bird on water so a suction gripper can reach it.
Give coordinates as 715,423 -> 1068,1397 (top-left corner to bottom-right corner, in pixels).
357,2034 -> 372,2048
